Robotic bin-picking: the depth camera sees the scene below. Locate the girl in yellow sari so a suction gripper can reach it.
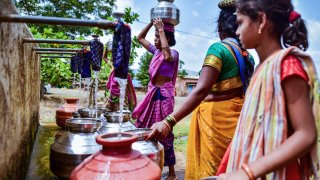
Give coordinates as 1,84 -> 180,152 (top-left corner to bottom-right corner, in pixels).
148,0 -> 255,179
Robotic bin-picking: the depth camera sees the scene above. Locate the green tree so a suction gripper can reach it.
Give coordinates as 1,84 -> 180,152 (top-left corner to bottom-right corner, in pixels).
178,59 -> 188,78
15,0 -> 112,36
14,1 -> 141,87
136,52 -> 153,87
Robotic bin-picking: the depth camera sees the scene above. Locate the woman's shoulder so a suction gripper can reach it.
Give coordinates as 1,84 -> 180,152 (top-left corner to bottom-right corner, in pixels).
207,42 -> 226,51
206,42 -> 230,60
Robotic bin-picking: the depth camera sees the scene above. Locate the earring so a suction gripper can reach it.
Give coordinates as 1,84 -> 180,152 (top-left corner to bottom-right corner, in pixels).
258,28 -> 262,34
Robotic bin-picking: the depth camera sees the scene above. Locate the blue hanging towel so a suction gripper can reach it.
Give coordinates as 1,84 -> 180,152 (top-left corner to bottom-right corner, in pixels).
81,51 -> 92,78
76,52 -> 84,74
70,55 -> 78,73
112,20 -> 132,79
89,39 -> 104,71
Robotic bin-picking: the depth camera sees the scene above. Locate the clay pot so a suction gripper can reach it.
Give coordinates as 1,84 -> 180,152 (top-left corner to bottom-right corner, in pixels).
55,98 -> 79,128
70,132 -> 161,180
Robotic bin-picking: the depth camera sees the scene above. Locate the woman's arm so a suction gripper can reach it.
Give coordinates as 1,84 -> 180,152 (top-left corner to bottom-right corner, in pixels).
153,18 -> 172,61
137,22 -> 153,50
148,66 -> 220,140
219,76 -> 316,179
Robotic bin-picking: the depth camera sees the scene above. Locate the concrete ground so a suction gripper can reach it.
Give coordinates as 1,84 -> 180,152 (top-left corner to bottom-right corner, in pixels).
26,88 -> 187,180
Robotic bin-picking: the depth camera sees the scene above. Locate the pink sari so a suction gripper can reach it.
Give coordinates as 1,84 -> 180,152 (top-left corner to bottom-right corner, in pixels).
132,45 -> 179,166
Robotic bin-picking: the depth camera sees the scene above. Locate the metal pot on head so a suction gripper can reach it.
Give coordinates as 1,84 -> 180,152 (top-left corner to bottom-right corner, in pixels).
151,0 -> 180,26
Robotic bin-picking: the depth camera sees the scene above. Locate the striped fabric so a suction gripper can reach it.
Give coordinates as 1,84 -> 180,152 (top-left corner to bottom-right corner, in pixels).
226,47 -> 320,179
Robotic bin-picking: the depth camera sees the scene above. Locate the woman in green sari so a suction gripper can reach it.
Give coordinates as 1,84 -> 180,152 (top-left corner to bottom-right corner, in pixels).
147,0 -> 255,179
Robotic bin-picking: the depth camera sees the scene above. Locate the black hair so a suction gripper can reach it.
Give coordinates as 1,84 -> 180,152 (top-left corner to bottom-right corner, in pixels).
236,0 -> 308,51
217,7 -> 240,43
164,31 -> 176,47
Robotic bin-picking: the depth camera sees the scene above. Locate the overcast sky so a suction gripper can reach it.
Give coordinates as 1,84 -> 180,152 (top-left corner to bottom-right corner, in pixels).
102,0 -> 320,74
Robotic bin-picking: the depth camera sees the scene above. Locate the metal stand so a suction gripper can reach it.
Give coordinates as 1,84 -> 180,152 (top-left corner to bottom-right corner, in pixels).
0,14 -> 114,29
33,47 -> 82,52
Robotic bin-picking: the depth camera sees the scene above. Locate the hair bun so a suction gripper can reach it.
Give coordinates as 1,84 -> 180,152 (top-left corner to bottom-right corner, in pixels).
218,0 -> 236,9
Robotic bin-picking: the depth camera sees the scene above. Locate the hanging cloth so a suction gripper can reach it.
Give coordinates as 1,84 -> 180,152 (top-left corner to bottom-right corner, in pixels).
89,38 -> 104,71
112,20 -> 132,79
76,52 -> 84,74
81,51 -> 92,78
70,55 -> 78,73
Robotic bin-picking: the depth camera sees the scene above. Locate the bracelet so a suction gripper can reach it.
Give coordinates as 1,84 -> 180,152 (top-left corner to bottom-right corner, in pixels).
161,46 -> 169,50
158,28 -> 164,32
162,120 -> 171,130
165,115 -> 177,128
167,115 -> 177,124
241,163 -> 255,180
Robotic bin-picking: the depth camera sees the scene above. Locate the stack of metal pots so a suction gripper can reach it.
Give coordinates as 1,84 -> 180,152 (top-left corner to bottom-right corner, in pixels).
151,0 -> 180,26
50,118 -> 102,179
98,110 -> 136,134
73,107 -> 107,118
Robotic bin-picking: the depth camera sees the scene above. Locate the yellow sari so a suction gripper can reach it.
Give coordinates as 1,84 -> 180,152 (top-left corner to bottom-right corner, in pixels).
185,98 -> 244,179
185,39 -> 253,179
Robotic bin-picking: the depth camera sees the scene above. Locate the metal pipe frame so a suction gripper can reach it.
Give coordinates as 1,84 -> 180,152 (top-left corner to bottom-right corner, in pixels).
33,47 -> 82,52
36,51 -> 77,55
40,56 -> 73,58
23,38 -> 90,45
0,14 -> 114,29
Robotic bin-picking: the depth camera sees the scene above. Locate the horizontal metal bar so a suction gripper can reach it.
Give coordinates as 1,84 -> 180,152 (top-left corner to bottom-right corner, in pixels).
0,14 -> 114,29
23,38 -> 90,45
33,47 -> 82,52
36,51 -> 77,55
40,56 -> 73,58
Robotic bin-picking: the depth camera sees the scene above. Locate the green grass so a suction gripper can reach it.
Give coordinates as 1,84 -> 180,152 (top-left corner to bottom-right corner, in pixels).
173,114 -> 191,155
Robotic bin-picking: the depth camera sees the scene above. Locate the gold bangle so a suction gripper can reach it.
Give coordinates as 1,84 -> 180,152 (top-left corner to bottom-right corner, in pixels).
241,164 -> 255,180
162,120 -> 171,130
161,46 -> 169,50
168,115 -> 177,124
165,116 -> 176,127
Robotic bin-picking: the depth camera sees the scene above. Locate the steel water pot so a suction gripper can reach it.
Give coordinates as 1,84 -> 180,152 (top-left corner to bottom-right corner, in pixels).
50,118 -> 102,179
76,107 -> 107,118
126,128 -> 165,171
151,0 -> 180,26
98,110 -> 136,134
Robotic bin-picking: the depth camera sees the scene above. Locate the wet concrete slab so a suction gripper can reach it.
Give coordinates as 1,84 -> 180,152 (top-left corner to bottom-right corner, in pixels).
26,123 -> 63,180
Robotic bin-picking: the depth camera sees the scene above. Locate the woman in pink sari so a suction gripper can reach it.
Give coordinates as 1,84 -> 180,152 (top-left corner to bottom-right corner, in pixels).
132,18 -> 179,180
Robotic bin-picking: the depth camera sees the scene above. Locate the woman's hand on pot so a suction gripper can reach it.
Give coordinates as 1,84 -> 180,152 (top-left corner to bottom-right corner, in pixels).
147,121 -> 171,141
153,17 -> 164,31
